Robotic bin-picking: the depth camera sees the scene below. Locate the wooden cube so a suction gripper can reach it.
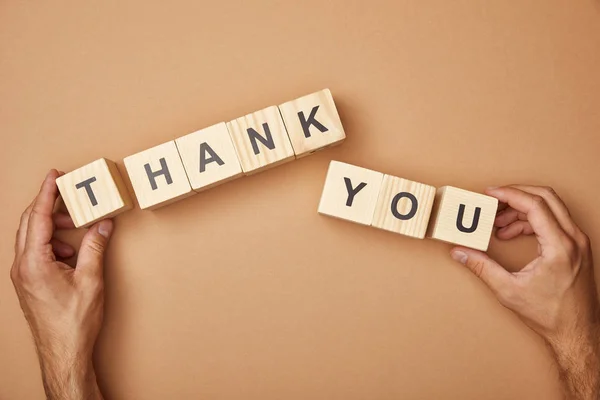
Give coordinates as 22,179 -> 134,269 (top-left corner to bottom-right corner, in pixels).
279,89 -> 346,158
226,106 -> 295,175
56,158 -> 133,228
175,122 -> 243,192
371,175 -> 436,239
317,161 -> 384,225
124,141 -> 194,210
426,186 -> 498,251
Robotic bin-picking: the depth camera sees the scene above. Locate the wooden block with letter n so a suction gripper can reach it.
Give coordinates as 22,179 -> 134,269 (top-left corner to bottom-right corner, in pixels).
226,106 -> 295,175
278,88 -> 346,158
426,186 -> 498,251
318,161 -> 384,225
371,175 -> 436,239
56,158 -> 133,228
175,122 -> 243,192
124,141 -> 194,210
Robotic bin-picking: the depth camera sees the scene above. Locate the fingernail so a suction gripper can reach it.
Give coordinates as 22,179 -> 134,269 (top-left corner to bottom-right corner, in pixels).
451,250 -> 468,265
486,186 -> 498,191
97,220 -> 113,238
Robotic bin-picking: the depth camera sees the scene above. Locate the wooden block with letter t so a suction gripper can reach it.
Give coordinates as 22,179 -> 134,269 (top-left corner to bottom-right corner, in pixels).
318,161 -> 383,225
124,141 -> 194,210
279,88 -> 346,158
56,158 -> 133,228
226,106 -> 295,175
426,186 -> 498,251
372,175 -> 436,239
175,122 -> 243,192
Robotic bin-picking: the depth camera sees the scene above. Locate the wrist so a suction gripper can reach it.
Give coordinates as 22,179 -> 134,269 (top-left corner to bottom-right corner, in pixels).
38,349 -> 102,400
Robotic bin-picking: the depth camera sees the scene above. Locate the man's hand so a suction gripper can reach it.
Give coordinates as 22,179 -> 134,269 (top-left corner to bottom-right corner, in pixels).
11,170 -> 112,400
450,185 -> 599,400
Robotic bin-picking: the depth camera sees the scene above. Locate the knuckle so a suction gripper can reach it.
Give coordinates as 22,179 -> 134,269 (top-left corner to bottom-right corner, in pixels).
577,232 -> 591,249
86,239 -> 106,255
470,260 -> 486,278
542,186 -> 557,197
531,195 -> 545,209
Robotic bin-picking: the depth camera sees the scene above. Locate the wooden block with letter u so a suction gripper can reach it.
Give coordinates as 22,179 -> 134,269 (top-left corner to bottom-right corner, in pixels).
372,175 -> 436,239
56,158 -> 133,228
278,88 -> 346,157
227,106 -> 295,175
318,161 -> 384,225
426,186 -> 498,251
124,141 -> 194,210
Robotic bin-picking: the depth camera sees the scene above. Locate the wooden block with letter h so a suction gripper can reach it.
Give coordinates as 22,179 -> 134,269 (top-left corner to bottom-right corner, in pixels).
372,175 -> 436,239
227,106 -> 295,175
124,141 -> 194,210
318,161 -> 384,225
175,122 -> 243,192
279,88 -> 346,157
426,186 -> 498,251
56,158 -> 133,228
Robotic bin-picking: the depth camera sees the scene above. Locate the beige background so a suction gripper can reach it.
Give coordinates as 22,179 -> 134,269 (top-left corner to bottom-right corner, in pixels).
1,1 -> 599,399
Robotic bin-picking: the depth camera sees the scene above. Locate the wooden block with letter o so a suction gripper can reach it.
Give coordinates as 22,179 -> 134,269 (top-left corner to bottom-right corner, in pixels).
426,186 -> 498,251
372,175 -> 436,239
227,106 -> 295,175
278,88 -> 346,157
124,141 -> 194,210
175,122 -> 243,192
56,158 -> 133,228
318,161 -> 384,225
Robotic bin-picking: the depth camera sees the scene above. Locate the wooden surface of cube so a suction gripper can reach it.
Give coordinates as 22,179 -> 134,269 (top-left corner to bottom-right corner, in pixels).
56,158 -> 133,228
226,106 -> 295,175
426,186 -> 498,251
278,88 -> 346,158
124,141 -> 194,210
175,122 -> 243,192
318,161 -> 384,225
372,175 -> 436,239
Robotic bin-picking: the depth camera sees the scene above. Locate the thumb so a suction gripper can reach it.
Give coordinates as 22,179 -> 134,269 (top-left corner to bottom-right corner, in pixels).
450,247 -> 514,297
77,219 -> 114,276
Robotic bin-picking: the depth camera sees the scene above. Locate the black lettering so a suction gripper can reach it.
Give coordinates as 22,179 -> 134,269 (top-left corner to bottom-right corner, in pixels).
248,123 -> 275,155
344,177 -> 367,207
75,177 -> 98,206
144,157 -> 173,190
390,192 -> 418,220
456,204 -> 481,233
199,142 -> 225,173
298,105 -> 328,138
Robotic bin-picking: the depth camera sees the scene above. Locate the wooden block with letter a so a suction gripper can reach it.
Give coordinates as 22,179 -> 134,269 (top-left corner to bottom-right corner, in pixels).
318,161 -> 384,226
56,158 -> 133,228
175,122 -> 243,192
278,88 -> 346,158
426,186 -> 498,251
372,175 -> 436,239
226,106 -> 295,175
124,141 -> 194,210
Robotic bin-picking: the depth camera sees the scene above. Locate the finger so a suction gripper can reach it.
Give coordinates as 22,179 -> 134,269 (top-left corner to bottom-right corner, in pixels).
76,219 -> 114,277
496,221 -> 535,240
15,199 -> 36,257
509,185 -> 579,237
495,208 -> 528,228
53,212 -> 75,230
25,170 -> 61,249
485,187 -> 566,246
450,247 -> 515,300
50,238 -> 75,258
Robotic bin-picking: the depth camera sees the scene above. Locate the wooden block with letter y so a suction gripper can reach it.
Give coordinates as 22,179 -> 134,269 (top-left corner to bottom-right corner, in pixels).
278,88 -> 346,158
175,122 -> 243,192
124,141 -> 194,210
318,161 -> 384,225
372,175 -> 436,239
56,158 -> 133,228
426,186 -> 498,251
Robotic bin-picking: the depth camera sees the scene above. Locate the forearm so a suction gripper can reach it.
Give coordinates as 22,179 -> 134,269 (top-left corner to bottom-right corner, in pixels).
549,324 -> 600,400
37,349 -> 103,400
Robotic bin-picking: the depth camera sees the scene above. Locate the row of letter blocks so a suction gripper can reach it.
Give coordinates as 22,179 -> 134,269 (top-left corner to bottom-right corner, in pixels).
318,162 -> 498,250
56,89 -> 345,222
